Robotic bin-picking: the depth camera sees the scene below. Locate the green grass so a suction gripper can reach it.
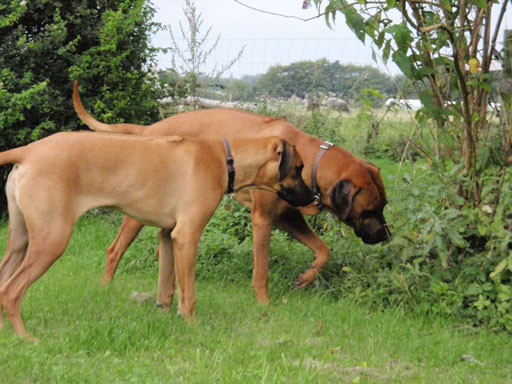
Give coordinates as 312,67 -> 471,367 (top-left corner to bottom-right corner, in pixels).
0,216 -> 510,383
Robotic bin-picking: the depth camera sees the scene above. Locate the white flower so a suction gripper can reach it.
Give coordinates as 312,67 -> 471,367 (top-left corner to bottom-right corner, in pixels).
20,0 -> 27,6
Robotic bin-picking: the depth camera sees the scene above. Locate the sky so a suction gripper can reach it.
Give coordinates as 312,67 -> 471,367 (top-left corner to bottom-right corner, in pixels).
150,0 -> 401,78
150,0 -> 512,79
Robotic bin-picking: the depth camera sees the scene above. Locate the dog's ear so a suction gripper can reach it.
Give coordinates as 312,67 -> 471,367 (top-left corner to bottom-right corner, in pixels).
328,180 -> 360,220
276,139 -> 294,182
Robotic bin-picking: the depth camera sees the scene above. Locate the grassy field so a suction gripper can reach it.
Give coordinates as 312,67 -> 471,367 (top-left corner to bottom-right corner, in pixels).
0,214 -> 511,383
0,109 -> 509,382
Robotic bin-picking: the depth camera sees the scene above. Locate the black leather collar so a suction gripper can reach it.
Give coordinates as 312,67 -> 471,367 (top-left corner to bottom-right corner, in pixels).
223,139 -> 235,194
311,141 -> 334,209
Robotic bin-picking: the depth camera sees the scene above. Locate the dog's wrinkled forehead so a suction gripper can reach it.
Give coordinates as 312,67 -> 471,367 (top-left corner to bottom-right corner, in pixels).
331,164 -> 386,221
356,166 -> 387,208
364,172 -> 386,201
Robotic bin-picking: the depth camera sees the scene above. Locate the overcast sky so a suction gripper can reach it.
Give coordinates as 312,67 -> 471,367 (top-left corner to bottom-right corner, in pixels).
150,0 -> 400,77
151,0 -> 512,78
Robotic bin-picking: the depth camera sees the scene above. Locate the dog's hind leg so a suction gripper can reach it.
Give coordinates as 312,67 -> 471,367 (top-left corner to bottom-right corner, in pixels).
0,169 -> 29,329
0,223 -> 73,341
102,216 -> 144,285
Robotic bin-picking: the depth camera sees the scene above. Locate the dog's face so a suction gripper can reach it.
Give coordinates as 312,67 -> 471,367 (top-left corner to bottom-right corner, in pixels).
263,139 -> 315,207
327,163 -> 390,244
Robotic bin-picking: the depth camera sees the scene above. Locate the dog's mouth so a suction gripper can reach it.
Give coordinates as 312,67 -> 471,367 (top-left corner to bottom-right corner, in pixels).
277,186 -> 315,207
355,223 -> 391,244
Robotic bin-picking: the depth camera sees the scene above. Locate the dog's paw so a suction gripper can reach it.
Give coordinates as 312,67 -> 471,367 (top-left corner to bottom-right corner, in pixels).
254,291 -> 270,306
26,335 -> 40,344
155,302 -> 172,314
295,267 -> 317,289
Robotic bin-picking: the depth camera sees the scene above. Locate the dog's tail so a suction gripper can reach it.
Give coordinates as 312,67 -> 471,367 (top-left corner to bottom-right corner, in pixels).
0,147 -> 26,166
73,81 -> 147,135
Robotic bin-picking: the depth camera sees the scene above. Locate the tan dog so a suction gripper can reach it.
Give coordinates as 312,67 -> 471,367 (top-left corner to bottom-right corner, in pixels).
0,131 -> 313,340
74,81 -> 390,305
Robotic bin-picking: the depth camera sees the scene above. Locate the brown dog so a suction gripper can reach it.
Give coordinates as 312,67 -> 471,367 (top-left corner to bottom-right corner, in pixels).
74,81 -> 390,305
0,131 -> 313,340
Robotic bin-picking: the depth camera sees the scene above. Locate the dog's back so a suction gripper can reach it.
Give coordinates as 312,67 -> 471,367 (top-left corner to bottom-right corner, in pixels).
4,132 -> 226,226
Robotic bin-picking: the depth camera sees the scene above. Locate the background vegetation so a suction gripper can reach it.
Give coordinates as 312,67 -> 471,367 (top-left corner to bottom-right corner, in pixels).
149,104 -> 512,331
0,0 -> 162,144
0,0 -> 511,363
252,60 -> 401,100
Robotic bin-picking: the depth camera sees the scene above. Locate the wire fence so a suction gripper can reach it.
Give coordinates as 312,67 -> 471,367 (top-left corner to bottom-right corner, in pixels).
152,37 -> 398,78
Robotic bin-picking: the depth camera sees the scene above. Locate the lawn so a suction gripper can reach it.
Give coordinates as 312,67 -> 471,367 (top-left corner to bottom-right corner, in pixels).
0,214 -> 510,383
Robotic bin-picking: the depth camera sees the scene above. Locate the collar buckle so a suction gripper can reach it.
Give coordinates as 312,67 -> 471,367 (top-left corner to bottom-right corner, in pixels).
320,141 -> 333,150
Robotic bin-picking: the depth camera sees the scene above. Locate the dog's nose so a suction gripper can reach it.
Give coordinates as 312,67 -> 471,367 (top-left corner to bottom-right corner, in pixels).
375,224 -> 391,243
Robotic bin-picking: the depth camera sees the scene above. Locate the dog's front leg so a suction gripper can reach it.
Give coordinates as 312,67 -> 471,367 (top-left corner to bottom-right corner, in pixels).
251,210 -> 272,306
156,228 -> 175,308
249,190 -> 285,306
276,209 -> 330,288
171,224 -> 202,322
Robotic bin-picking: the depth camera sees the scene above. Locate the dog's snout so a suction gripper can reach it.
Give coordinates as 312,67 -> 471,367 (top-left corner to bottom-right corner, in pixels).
355,218 -> 390,245
277,185 -> 315,207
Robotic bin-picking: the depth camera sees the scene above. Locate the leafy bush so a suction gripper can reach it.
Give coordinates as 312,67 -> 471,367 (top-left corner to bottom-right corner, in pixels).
306,162 -> 512,330
191,158 -> 512,330
0,0 -> 163,208
169,108 -> 511,329
74,108 -> 511,330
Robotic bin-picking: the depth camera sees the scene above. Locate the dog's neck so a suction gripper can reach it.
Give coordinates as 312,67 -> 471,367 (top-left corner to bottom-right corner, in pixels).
227,138 -> 276,194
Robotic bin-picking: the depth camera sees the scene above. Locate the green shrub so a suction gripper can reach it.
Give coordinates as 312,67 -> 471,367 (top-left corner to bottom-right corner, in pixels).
189,158 -> 512,330
312,162 -> 512,330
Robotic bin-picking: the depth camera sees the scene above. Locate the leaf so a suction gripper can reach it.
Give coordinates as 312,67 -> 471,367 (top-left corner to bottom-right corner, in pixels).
446,227 -> 466,248
382,40 -> 391,63
341,6 -> 366,42
324,1 -> 340,29
474,0 -> 488,9
392,51 -> 412,77
490,259 -> 508,278
418,89 -> 436,111
466,284 -> 481,296
479,80 -> 491,93
482,282 -> 494,291
478,146 -> 490,168
440,106 -> 460,118
376,31 -> 385,48
416,66 -> 436,77
384,22 -> 413,47
477,224 -> 488,236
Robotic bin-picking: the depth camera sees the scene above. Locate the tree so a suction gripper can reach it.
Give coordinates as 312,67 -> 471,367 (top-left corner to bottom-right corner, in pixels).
311,0 -> 510,204
166,0 -> 244,108
0,0 -> 162,207
0,0 -> 161,147
70,0 -> 164,126
255,59 -> 397,101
